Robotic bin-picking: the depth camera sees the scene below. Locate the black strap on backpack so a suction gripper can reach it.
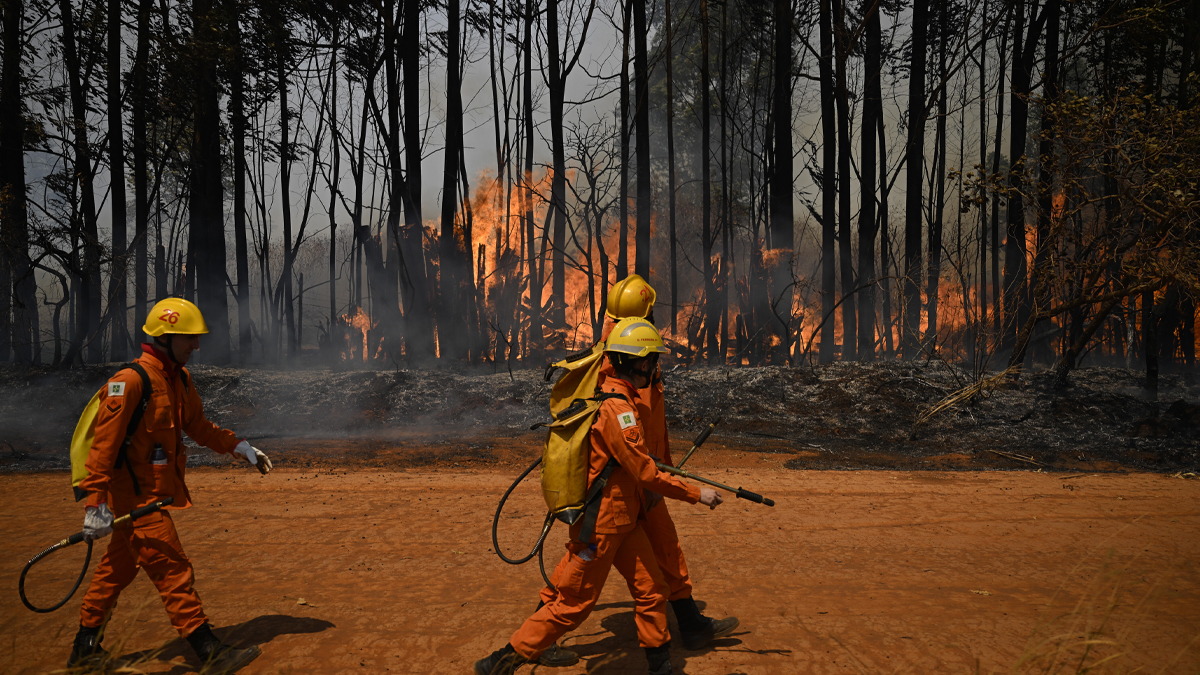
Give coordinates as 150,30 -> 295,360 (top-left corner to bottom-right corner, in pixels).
577,457 -> 620,544
576,392 -> 630,544
113,363 -> 153,498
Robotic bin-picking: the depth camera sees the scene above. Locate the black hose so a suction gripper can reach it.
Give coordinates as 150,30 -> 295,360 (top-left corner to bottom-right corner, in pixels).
492,455 -> 557,589
19,538 -> 93,613
18,498 -> 173,613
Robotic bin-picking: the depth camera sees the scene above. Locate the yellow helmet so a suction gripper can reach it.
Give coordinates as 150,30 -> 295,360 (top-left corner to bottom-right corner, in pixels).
605,274 -> 656,320
604,318 -> 668,358
144,298 -> 209,337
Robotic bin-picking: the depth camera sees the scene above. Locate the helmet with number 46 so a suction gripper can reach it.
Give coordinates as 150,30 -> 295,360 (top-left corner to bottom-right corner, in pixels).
143,298 -> 209,337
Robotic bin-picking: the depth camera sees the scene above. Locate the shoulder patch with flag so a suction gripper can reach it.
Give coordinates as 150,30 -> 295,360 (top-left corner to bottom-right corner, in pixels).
108,382 -> 126,397
618,411 -> 637,430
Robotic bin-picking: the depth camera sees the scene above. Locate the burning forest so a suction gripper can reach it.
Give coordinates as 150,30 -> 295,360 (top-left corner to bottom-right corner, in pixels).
2,1 -> 1200,669
0,0 -> 1194,387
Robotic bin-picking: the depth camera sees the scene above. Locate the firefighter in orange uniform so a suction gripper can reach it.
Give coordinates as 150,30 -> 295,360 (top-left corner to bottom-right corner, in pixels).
69,298 -> 270,673
536,276 -> 739,667
475,319 -> 725,675
600,276 -> 740,649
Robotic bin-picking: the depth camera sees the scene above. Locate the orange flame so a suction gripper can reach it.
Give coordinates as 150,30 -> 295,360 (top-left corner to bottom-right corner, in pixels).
340,306 -> 374,362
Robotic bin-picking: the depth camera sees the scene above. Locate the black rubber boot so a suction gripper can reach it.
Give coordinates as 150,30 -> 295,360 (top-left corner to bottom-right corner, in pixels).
670,597 -> 739,650
67,624 -> 109,670
645,644 -> 673,675
474,643 -> 528,675
185,623 -> 262,674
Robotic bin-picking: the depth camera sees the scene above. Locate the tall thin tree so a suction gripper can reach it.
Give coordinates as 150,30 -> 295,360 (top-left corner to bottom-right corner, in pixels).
190,0 -> 229,362
632,0 -> 651,279
771,0 -> 794,359
902,0 -> 929,358
834,0 -> 855,360
107,0 -> 128,358
1,0 -> 34,362
665,0 -> 678,333
818,0 -> 836,362
857,0 -> 882,360
701,0 -> 717,362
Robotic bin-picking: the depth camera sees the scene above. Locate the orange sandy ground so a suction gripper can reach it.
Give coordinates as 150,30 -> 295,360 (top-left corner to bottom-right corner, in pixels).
1,457 -> 1198,675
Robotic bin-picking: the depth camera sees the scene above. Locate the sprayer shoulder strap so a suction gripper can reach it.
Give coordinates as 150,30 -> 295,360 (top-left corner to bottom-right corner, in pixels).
577,458 -> 619,545
113,362 -> 152,497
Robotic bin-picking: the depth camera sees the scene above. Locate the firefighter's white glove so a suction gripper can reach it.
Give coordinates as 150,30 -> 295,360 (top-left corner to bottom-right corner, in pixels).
234,440 -> 272,474
83,504 -> 114,542
699,488 -> 724,510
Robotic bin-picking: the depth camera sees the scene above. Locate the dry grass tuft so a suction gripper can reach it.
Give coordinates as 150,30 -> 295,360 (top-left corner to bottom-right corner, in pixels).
1007,551 -> 1198,675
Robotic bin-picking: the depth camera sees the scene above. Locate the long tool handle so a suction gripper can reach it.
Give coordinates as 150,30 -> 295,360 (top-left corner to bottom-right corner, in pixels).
656,463 -> 775,507
64,497 -> 175,547
676,418 -> 721,469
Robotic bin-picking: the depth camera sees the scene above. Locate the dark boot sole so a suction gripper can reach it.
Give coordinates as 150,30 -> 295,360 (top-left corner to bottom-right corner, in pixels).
681,617 -> 740,650
536,654 -> 580,668
199,645 -> 262,675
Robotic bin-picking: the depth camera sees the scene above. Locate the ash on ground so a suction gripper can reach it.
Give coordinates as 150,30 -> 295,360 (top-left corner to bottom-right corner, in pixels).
1,360 -> 1196,474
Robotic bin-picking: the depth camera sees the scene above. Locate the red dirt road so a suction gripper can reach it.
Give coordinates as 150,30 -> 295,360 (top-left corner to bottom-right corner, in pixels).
2,458 -> 1198,675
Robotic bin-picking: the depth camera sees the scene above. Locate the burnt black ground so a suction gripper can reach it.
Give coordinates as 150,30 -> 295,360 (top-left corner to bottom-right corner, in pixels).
1,360 -> 1197,474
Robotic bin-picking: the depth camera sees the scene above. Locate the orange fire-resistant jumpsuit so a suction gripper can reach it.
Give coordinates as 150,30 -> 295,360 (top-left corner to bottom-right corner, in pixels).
510,377 -> 702,659
77,344 -> 241,637
597,319 -> 694,601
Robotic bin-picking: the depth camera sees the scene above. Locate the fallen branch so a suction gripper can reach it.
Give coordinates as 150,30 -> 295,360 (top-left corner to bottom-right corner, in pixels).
984,446 -> 1041,461
914,366 -> 1018,428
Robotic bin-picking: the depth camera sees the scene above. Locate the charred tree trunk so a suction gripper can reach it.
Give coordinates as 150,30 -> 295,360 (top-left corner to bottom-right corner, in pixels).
977,0 -> 988,354
878,108 -> 893,356
383,0 -> 406,359
618,0 -> 630,280
1,0 -> 34,363
59,0 -> 102,364
403,0 -> 432,359
632,0 -> 651,280
857,0 -> 881,361
1181,295 -> 1195,370
1031,0 -> 1059,367
991,10 -> 1009,340
230,4 -> 251,361
666,0 -> 677,334
190,0 -> 229,363
440,0 -> 467,359
523,0 -> 541,357
1003,0 -> 1040,366
834,0 -> 855,360
1143,288 -> 1157,398
926,5 -> 947,350
384,0 -> 413,361
133,0 -> 151,343
548,0 -> 569,325
902,0 -> 928,358
107,0 -> 128,359
701,0 -> 716,363
327,14 -> 340,351
274,8 -> 296,356
1050,291 -> 1126,390
718,0 -> 729,361
818,0 -> 836,362
771,0 -> 794,360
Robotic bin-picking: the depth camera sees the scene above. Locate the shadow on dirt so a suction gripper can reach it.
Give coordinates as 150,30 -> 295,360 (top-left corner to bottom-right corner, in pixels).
116,615 -> 334,672
559,599 -> 773,674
